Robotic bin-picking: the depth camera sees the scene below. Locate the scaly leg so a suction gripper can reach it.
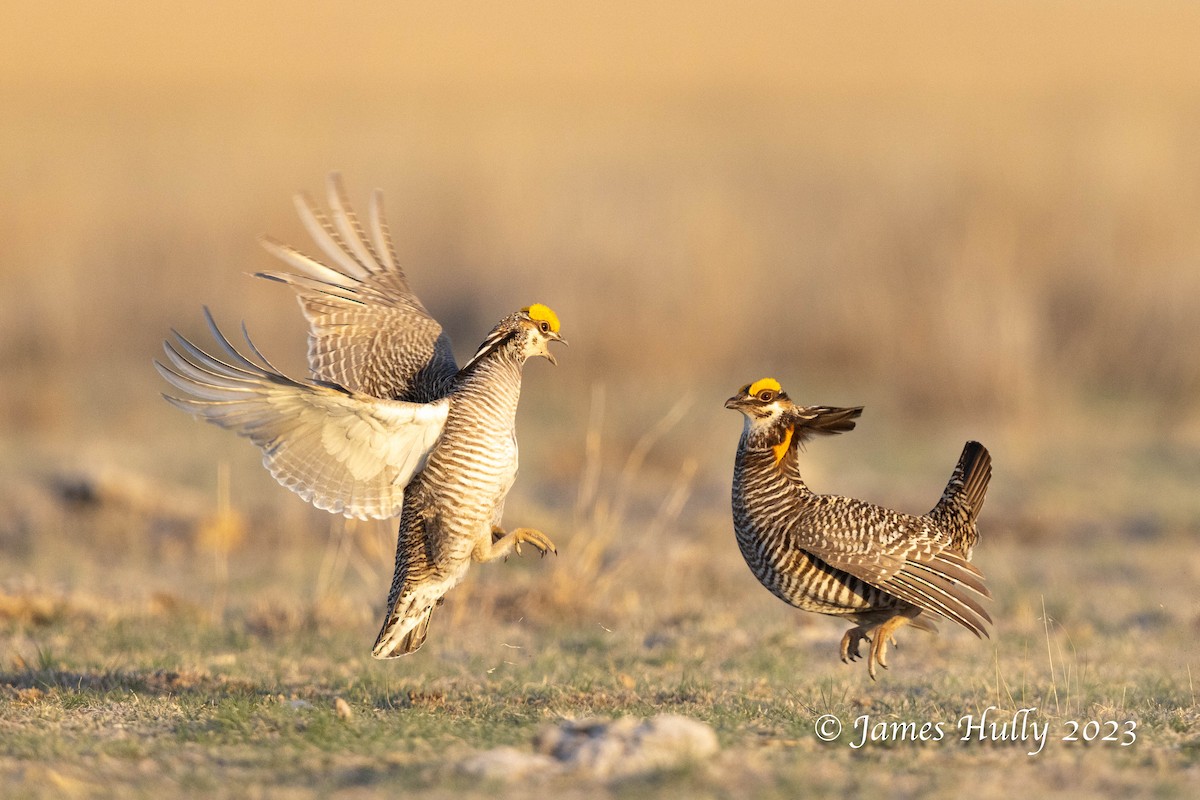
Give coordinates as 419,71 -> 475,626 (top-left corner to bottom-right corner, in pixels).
840,626 -> 871,664
474,526 -> 558,563
866,615 -> 911,680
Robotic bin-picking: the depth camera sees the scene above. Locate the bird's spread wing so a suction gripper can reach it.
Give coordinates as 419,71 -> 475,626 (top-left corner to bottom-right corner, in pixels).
155,309 -> 449,520
257,173 -> 458,401
794,501 -> 992,636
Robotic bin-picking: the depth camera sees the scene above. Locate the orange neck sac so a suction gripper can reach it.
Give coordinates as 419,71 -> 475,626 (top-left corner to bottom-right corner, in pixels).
771,425 -> 794,464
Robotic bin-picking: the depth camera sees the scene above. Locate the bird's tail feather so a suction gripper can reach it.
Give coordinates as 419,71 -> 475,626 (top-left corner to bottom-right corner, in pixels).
372,600 -> 435,659
932,441 -> 992,524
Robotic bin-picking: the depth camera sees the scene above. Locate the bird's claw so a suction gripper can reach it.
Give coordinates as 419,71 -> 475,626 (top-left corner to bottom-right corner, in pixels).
511,527 -> 557,557
839,627 -> 871,665
491,526 -> 557,559
864,618 -> 908,681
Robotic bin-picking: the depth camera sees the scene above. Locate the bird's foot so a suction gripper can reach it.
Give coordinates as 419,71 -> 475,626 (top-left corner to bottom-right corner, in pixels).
485,526 -> 557,561
840,626 -> 871,664
508,527 -> 557,557
866,616 -> 910,681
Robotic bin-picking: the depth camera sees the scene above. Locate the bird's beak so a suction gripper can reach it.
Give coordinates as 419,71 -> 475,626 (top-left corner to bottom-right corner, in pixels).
725,395 -> 743,410
544,333 -> 567,366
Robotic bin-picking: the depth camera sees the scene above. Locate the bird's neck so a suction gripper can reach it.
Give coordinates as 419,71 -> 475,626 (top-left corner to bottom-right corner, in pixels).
734,432 -> 812,495
453,346 -> 524,418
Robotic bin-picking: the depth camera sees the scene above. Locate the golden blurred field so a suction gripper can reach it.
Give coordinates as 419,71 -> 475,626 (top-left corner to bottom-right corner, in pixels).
2,2 -> 1200,797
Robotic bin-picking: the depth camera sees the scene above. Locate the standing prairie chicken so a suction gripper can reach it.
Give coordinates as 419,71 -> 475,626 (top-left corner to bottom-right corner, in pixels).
725,378 -> 992,679
156,174 -> 566,658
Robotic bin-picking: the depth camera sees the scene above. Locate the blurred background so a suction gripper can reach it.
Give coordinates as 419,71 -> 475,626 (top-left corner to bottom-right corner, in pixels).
2,1 -> 1199,610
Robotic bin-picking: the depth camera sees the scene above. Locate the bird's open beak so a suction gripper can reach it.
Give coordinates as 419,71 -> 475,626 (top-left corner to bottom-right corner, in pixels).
544,334 -> 567,366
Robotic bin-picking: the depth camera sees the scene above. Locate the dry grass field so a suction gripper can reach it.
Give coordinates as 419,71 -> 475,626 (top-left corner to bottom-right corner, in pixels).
2,2 -> 1200,797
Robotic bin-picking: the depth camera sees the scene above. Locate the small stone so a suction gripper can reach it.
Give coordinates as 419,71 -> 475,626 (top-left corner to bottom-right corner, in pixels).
334,697 -> 353,720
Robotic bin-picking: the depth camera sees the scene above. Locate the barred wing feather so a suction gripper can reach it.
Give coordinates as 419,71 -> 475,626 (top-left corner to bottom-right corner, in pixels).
256,173 -> 457,401
795,506 -> 993,637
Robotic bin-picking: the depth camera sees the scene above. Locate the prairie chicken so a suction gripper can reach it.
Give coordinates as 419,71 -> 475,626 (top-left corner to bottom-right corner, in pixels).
726,378 -> 992,679
156,174 -> 566,658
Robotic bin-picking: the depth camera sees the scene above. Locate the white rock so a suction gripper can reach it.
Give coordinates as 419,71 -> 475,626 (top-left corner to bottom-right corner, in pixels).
535,714 -> 719,778
457,747 -> 560,782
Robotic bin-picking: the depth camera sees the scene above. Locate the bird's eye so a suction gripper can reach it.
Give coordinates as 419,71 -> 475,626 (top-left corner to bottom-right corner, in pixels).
758,390 -> 775,402
539,321 -> 550,334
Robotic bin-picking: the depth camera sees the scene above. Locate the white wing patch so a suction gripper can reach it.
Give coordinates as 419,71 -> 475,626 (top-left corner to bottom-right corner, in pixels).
156,309 -> 449,520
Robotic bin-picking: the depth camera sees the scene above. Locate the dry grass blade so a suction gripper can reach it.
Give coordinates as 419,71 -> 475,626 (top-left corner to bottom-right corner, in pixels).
539,388 -> 693,617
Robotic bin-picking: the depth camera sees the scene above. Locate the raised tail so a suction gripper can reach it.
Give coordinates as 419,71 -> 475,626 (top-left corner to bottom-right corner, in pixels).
931,441 -> 992,528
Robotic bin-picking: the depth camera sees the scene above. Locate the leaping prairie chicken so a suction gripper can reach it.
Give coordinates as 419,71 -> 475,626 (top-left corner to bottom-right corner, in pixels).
156,174 -> 566,658
725,378 -> 992,679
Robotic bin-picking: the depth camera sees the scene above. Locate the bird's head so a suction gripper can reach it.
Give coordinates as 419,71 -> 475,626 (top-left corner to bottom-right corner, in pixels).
725,377 -> 792,426
517,303 -> 567,365
727,378 -> 864,461
465,303 -> 568,370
